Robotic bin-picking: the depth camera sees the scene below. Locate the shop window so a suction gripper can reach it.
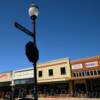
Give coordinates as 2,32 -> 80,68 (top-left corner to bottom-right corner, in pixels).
15,80 -> 20,84
48,69 -> 53,76
26,78 -> 33,83
21,80 -> 26,84
38,71 -> 42,77
60,67 -> 66,75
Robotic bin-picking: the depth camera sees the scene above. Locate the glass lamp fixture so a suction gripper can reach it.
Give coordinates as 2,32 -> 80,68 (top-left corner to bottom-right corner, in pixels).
28,4 -> 39,20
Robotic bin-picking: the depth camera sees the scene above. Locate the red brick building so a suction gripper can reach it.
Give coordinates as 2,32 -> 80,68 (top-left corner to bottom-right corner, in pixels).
71,56 -> 100,97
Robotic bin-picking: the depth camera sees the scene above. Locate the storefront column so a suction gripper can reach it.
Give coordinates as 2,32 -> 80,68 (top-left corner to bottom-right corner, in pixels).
85,79 -> 89,97
90,79 -> 94,91
68,80 -> 75,96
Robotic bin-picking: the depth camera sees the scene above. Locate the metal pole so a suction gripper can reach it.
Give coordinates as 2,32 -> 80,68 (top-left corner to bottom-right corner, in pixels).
11,71 -> 14,100
32,19 -> 36,45
33,62 -> 38,100
11,85 -> 14,100
32,19 -> 38,100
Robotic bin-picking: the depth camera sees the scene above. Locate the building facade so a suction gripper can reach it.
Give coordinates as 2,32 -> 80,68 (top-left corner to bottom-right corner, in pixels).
37,58 -> 71,97
71,56 -> 100,97
0,72 -> 12,98
0,56 -> 100,98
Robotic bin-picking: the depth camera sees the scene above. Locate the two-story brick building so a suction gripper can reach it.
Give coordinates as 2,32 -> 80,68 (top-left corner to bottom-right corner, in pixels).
71,56 -> 100,97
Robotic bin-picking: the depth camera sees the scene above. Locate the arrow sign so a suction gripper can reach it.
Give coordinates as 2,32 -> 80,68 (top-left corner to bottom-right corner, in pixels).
14,22 -> 33,37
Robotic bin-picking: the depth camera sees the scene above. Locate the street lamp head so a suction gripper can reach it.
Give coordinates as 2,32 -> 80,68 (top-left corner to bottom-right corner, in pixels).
28,3 -> 39,20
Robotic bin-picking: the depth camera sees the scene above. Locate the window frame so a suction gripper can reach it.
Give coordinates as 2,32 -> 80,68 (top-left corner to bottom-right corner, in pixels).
90,70 -> 93,76
60,67 -> 66,75
38,70 -> 43,77
97,70 -> 100,75
48,69 -> 53,76
86,71 -> 90,76
93,70 -> 97,76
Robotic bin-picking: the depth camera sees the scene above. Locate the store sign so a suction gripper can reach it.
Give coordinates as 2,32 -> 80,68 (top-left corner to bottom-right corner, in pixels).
0,73 -> 11,82
85,61 -> 98,68
71,64 -> 83,70
13,69 -> 33,80
0,74 -> 7,78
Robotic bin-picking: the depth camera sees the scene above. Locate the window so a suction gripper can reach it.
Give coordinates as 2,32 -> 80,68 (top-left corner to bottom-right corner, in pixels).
73,73 -> 76,77
60,67 -> 66,75
79,72 -> 81,76
81,71 -> 85,76
21,80 -> 26,84
94,70 -> 97,75
73,72 -> 78,77
38,71 -> 42,77
48,69 -> 53,76
15,80 -> 20,84
86,71 -> 90,76
76,72 -> 78,77
90,71 -> 93,76
15,79 -> 33,85
97,70 -> 100,75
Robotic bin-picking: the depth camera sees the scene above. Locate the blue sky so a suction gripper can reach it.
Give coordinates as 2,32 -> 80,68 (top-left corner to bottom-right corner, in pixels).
0,0 -> 100,72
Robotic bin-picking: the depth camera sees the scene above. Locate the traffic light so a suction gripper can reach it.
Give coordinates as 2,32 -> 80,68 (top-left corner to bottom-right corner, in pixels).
25,41 -> 39,63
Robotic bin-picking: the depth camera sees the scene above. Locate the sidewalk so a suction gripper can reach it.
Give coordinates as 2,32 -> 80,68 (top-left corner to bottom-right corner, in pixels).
1,97 -> 100,100
39,97 -> 100,100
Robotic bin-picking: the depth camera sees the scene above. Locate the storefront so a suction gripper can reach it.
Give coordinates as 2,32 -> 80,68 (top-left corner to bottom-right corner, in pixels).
12,68 -> 34,98
13,78 -> 34,98
0,72 -> 12,98
38,81 -> 69,97
71,56 -> 100,98
37,58 -> 71,97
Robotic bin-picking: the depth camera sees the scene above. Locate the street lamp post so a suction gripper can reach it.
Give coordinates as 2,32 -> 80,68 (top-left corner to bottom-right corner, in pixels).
14,3 -> 39,100
28,4 -> 39,100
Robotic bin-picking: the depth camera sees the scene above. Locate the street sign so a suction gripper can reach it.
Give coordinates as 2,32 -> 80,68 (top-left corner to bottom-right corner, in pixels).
14,22 -> 33,37
25,41 -> 39,63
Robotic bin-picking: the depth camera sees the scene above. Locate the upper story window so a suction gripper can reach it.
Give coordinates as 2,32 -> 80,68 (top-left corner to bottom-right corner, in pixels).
38,71 -> 42,77
48,69 -> 53,76
60,67 -> 66,75
97,70 -> 100,75
90,70 -> 93,76
82,71 -> 85,76
94,70 -> 97,75
79,72 -> 81,76
73,73 -> 76,77
76,72 -> 78,77
86,71 -> 90,76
